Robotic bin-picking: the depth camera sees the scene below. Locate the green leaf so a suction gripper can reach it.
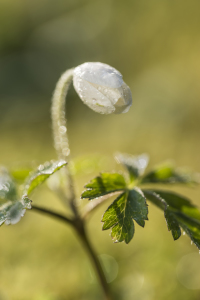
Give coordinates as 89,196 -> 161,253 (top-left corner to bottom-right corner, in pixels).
143,189 -> 200,249
0,168 -> 31,226
115,153 -> 149,181
142,190 -> 182,240
146,190 -> 200,221
0,197 -> 31,226
81,173 -> 126,200
164,209 -> 181,240
0,167 -> 18,203
141,163 -> 197,184
102,188 -> 148,244
11,167 -> 33,183
174,213 -> 200,249
69,154 -> 108,176
23,160 -> 67,196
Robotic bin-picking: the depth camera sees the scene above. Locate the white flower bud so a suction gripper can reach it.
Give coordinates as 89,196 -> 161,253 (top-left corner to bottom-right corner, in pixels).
73,62 -> 132,114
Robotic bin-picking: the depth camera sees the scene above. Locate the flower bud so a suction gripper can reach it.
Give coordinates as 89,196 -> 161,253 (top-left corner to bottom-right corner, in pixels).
73,62 -> 132,114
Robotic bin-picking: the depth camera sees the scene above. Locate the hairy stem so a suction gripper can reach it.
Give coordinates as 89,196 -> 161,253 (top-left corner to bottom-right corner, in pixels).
50,68 -> 112,298
51,68 -> 74,160
51,68 -> 78,214
31,204 -> 112,300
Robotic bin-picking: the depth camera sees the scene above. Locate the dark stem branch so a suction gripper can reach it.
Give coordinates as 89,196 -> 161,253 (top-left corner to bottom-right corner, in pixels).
31,204 -> 113,300
31,204 -> 74,226
76,224 -> 113,300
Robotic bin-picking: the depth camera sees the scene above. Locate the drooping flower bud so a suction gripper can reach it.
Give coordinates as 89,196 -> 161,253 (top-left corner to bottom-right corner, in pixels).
73,62 -> 132,114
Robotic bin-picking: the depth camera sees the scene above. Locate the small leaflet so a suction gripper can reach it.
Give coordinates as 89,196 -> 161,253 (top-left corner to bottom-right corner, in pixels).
115,153 -> 149,181
141,163 -> 197,184
23,160 -> 67,196
0,167 -> 31,226
102,188 -> 148,244
81,173 -> 127,200
143,189 -> 200,249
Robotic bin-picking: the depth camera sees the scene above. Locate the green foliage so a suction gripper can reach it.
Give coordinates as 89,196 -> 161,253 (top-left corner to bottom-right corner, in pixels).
82,171 -> 149,244
0,167 -> 31,226
143,190 -> 200,248
0,160 -> 67,227
102,188 -> 148,243
164,209 -> 181,240
82,153 -> 200,248
115,153 -> 149,182
23,160 -> 67,196
11,167 -> 33,183
81,173 -> 126,200
0,167 -> 18,203
141,162 -> 197,184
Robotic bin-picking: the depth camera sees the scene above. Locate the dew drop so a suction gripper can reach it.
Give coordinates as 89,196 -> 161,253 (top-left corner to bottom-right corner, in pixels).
59,126 -> 67,134
25,201 -> 31,209
62,148 -> 70,156
20,209 -> 26,217
38,164 -> 44,171
5,203 -> 25,225
183,231 -> 186,235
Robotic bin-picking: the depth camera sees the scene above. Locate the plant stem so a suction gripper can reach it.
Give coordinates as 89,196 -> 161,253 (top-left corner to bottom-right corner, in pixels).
31,204 -> 73,226
51,68 -> 78,213
31,204 -> 112,300
51,68 -> 74,160
75,223 -> 112,300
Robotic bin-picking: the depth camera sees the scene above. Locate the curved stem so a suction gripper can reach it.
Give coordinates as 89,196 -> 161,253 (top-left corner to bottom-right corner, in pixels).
51,68 -> 78,214
50,67 -> 112,299
51,68 -> 74,160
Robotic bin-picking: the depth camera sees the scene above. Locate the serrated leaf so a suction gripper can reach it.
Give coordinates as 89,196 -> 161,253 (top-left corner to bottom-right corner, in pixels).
143,189 -> 200,249
175,214 -> 200,249
81,173 -> 126,200
164,209 -> 181,240
141,163 -> 197,184
115,153 -> 149,181
146,190 -> 200,221
0,168 -> 31,226
102,188 -> 148,244
23,160 -> 67,196
142,190 -> 182,240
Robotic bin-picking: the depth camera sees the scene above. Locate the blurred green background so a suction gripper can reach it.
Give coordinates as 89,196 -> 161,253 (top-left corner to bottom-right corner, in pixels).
1,0 -> 200,299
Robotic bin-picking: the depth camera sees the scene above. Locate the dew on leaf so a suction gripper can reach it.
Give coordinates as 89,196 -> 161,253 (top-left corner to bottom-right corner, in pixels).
38,165 -> 44,171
